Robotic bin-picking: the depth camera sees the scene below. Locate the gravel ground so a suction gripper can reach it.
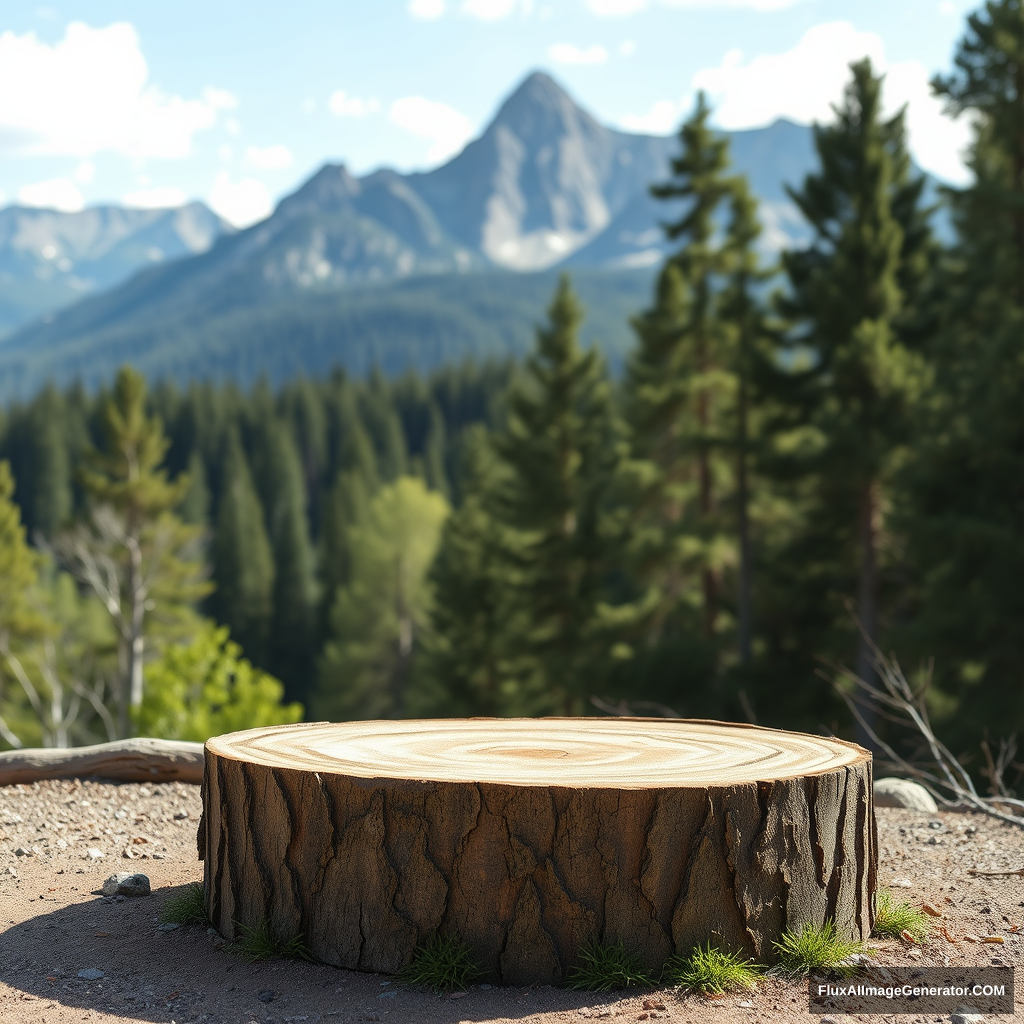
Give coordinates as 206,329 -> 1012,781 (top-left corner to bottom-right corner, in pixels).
1,778 -> 1023,1024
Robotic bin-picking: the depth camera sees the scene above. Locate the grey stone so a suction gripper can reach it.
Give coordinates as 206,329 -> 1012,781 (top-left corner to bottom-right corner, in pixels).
874,777 -> 939,811
102,872 -> 150,897
77,968 -> 104,980
950,1008 -> 984,1024
157,922 -> 179,931
13,847 -> 31,857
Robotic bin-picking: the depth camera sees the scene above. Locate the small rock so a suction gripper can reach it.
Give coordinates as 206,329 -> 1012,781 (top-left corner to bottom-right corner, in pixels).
4,866 -> 17,877
85,848 -> 105,860
874,778 -> 938,811
173,810 -> 189,820
738,1000 -> 755,1009
258,989 -> 276,1003
379,990 -> 397,1000
157,922 -> 179,931
479,983 -> 492,990
893,877 -> 913,888
950,1007 -> 985,1024
77,968 -> 104,981
13,847 -> 31,857
921,903 -> 942,918
102,872 -> 150,897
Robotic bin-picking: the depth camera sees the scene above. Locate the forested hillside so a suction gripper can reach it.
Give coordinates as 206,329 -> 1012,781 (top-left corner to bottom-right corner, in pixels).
1,3 -> 1022,780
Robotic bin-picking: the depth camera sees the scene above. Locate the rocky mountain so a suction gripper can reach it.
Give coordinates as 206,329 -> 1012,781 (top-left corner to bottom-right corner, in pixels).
0,71 -> 826,398
0,202 -> 231,337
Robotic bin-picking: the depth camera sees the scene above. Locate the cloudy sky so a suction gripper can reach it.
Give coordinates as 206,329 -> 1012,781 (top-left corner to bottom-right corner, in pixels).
0,0 -> 978,227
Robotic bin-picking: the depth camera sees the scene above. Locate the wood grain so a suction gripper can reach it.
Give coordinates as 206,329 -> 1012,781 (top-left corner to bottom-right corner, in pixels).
200,718 -> 876,984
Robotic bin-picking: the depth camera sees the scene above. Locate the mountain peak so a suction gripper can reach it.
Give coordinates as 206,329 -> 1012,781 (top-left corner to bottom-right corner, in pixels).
489,70 -> 599,140
276,163 -> 360,218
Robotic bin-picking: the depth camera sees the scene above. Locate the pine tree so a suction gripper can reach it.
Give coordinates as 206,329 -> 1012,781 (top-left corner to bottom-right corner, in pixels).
772,58 -> 929,715
26,385 -> 72,539
254,418 -> 317,698
490,275 -> 622,714
625,93 -> 740,646
416,427 -> 515,715
55,367 -> 209,737
209,430 -> 275,667
905,0 -> 1024,743
179,450 -> 211,526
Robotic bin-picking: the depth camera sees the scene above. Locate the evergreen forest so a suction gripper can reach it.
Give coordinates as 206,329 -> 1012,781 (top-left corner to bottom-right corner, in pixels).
2,3 -> 1024,781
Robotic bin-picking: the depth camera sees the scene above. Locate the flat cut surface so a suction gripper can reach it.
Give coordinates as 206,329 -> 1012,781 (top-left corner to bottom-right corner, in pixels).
206,718 -> 863,787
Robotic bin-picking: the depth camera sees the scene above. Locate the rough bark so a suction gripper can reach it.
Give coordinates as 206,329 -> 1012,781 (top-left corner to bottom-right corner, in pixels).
200,718 -> 876,985
0,738 -> 204,786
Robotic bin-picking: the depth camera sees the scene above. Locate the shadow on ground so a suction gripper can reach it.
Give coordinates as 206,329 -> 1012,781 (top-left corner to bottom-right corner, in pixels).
0,881 -> 636,1023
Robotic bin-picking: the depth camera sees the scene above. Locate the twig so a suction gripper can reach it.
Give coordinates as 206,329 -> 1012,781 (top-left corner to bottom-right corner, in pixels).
967,867 -> 1024,878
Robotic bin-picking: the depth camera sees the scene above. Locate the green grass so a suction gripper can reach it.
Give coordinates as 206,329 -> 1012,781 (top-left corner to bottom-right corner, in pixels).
159,882 -> 208,926
773,921 -> 869,978
397,933 -> 482,995
566,940 -> 654,992
228,919 -> 314,962
663,943 -> 761,994
872,889 -> 932,943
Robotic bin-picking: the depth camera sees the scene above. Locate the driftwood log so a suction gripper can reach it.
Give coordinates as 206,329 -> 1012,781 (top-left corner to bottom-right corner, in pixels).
200,719 -> 876,985
0,738 -> 205,786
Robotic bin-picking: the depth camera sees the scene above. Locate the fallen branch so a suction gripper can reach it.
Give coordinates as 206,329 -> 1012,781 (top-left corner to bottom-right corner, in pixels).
967,867 -> 1024,878
825,609 -> 1024,830
0,737 -> 204,786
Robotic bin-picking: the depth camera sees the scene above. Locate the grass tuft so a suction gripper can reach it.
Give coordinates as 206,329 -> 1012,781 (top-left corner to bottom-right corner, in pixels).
397,933 -> 482,995
160,881 -> 208,926
773,920 -> 869,978
229,919 -> 314,962
872,889 -> 932,943
663,942 -> 761,994
566,940 -> 654,992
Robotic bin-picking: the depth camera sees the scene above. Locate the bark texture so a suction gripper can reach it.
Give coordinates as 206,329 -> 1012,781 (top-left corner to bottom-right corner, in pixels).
200,719 -> 875,985
0,738 -> 204,785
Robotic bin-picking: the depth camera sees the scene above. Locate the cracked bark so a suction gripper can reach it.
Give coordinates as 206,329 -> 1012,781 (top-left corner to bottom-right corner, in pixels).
200,721 -> 875,984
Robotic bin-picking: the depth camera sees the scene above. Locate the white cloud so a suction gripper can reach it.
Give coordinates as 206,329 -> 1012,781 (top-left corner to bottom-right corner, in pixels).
18,177 -> 84,211
73,160 -> 95,183
390,96 -> 474,163
620,39 -> 637,56
620,99 -> 682,133
461,0 -> 531,19
690,21 -> 971,183
209,171 -> 272,228
329,90 -> 381,118
549,43 -> 608,66
0,22 -> 236,160
409,0 -> 446,17
586,0 -> 804,12
122,186 -> 187,208
587,0 -> 648,14
244,144 -> 294,170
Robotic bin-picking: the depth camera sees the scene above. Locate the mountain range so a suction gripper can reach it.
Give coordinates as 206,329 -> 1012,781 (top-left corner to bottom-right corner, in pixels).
0,71 -> 823,398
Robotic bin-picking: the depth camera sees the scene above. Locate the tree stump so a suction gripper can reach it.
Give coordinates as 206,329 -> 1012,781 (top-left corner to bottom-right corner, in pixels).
200,718 -> 875,984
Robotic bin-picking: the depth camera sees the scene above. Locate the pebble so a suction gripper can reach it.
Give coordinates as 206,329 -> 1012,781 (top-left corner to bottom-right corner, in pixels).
86,848 -> 105,860
14,846 -> 31,856
157,922 -> 179,931
950,1008 -> 984,1024
102,872 -> 151,896
77,968 -> 104,981
893,877 -> 913,888
173,810 -> 190,820
258,989 -> 276,1003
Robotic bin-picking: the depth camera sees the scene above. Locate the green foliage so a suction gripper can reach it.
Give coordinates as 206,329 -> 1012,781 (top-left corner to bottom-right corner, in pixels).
872,889 -> 932,943
0,460 -> 43,639
229,919 -> 314,963
773,921 -> 869,977
160,882 -> 208,926
397,933 -> 482,995
136,620 -> 301,742
663,943 -> 761,994
314,476 -> 448,720
566,940 -> 654,992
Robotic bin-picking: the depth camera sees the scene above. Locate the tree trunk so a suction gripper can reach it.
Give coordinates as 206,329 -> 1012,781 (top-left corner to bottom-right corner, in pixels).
855,480 -> 879,748
200,718 -> 876,985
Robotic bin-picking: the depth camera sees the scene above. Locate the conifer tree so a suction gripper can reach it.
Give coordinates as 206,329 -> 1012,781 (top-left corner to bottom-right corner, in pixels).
209,430 -> 275,667
490,275 -> 621,714
776,58 -> 929,701
906,0 -> 1024,741
26,386 -> 72,539
254,418 -> 317,697
626,93 -> 740,645
55,367 -> 209,736
179,450 -> 210,526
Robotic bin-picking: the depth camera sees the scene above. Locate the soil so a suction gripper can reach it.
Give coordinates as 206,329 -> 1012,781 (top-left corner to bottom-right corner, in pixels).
1,778 -> 1022,1024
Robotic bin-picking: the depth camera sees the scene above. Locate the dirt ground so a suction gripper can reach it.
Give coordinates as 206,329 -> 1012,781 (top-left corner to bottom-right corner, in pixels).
1,778 -> 1022,1024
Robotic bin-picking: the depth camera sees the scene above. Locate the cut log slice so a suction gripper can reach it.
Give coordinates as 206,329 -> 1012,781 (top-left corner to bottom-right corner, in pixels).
200,718 -> 875,985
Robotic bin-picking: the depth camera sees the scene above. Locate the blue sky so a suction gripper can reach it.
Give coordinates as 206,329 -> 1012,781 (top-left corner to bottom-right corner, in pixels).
0,0 -> 979,226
